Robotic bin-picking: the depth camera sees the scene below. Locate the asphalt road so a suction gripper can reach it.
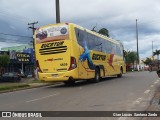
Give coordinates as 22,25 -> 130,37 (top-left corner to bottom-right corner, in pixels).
0,71 -> 160,120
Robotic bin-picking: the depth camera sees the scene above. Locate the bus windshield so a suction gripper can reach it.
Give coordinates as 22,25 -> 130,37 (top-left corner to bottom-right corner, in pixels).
35,24 -> 69,44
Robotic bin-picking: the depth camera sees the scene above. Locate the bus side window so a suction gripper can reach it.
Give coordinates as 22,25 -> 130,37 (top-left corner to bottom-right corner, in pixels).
75,28 -> 84,47
111,43 -> 116,54
87,33 -> 96,50
105,41 -> 112,54
116,44 -> 123,56
77,31 -> 80,37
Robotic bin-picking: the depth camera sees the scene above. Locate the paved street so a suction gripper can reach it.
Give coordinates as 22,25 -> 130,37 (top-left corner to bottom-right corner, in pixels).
0,71 -> 160,120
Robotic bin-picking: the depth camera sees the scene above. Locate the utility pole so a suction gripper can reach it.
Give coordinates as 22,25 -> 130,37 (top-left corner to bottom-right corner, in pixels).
136,19 -> 139,69
152,41 -> 154,60
28,21 -> 38,54
55,0 -> 60,23
28,21 -> 38,78
28,21 -> 38,36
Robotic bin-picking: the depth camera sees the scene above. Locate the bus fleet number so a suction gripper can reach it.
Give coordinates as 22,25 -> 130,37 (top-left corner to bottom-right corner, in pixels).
60,63 -> 68,66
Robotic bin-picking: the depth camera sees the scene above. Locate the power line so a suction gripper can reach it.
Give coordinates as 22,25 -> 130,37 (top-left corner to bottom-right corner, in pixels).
0,32 -> 32,38
0,37 -> 31,43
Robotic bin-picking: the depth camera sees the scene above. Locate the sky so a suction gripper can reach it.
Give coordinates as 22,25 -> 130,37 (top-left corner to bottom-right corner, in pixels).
0,0 -> 160,59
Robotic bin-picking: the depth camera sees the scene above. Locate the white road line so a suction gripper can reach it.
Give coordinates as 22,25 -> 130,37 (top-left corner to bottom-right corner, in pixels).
154,82 -> 158,84
133,97 -> 143,105
144,90 -> 150,94
150,85 -> 154,88
156,80 -> 159,82
118,117 -> 126,120
26,93 -> 59,103
135,97 -> 142,103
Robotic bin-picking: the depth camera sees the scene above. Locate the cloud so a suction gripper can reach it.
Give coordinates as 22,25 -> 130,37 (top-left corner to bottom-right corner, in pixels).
0,0 -> 160,59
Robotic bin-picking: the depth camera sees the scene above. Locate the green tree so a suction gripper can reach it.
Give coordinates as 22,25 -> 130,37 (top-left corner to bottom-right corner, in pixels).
153,49 -> 160,60
153,49 -> 160,69
125,51 -> 137,68
91,27 -> 110,37
98,28 -> 110,37
142,57 -> 152,65
0,54 -> 10,75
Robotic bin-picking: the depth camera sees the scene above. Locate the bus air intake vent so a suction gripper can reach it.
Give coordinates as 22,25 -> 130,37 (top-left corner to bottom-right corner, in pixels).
39,46 -> 67,55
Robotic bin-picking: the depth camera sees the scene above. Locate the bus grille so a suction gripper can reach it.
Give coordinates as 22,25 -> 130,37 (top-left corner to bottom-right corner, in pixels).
39,46 -> 67,55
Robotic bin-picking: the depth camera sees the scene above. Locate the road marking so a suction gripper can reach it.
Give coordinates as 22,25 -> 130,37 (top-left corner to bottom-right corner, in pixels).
150,85 -> 154,88
118,117 -> 126,120
154,82 -> 158,84
133,97 -> 143,105
144,90 -> 150,94
26,93 -> 59,103
135,97 -> 142,103
156,80 -> 159,82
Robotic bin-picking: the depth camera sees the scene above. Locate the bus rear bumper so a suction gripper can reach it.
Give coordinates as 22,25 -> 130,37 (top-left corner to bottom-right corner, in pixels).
38,71 -> 77,82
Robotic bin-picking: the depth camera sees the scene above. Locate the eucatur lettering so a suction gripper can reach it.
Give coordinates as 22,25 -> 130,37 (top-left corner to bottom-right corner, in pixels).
92,53 -> 106,61
41,41 -> 64,49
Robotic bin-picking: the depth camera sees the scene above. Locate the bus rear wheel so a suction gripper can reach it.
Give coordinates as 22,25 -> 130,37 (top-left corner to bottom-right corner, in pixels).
63,77 -> 75,86
93,68 -> 100,83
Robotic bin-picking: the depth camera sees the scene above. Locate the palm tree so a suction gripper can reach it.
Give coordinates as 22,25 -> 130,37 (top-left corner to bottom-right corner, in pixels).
153,49 -> 160,69
125,51 -> 137,70
142,57 -> 152,66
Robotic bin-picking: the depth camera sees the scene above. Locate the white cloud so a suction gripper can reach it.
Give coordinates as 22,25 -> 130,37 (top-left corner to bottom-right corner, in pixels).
0,0 -> 160,59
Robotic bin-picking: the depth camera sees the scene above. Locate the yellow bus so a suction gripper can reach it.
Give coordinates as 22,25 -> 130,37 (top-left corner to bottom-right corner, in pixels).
34,23 -> 126,84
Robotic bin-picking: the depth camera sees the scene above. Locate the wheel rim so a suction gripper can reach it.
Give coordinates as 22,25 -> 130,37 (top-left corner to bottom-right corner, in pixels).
95,70 -> 100,81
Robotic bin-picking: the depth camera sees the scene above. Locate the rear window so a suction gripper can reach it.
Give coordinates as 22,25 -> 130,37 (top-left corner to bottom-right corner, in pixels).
35,24 -> 69,44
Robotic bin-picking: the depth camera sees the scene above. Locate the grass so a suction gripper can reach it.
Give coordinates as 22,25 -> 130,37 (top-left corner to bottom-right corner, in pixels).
0,79 -> 59,93
31,79 -> 46,83
0,84 -> 30,91
0,81 -> 54,92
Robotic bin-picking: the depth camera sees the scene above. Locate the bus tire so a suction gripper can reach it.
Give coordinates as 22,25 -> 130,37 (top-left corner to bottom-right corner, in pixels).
93,68 -> 100,83
117,67 -> 123,78
63,77 -> 75,86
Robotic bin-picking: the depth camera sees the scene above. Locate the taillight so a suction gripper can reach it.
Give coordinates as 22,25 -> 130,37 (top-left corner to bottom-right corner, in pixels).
36,60 -> 42,72
68,57 -> 77,71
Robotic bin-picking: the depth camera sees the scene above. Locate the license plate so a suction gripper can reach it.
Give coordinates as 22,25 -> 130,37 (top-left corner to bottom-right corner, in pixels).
52,74 -> 58,77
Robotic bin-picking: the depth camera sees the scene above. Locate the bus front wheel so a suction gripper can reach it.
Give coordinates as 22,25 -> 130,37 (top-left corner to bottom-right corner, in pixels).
117,67 -> 122,78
